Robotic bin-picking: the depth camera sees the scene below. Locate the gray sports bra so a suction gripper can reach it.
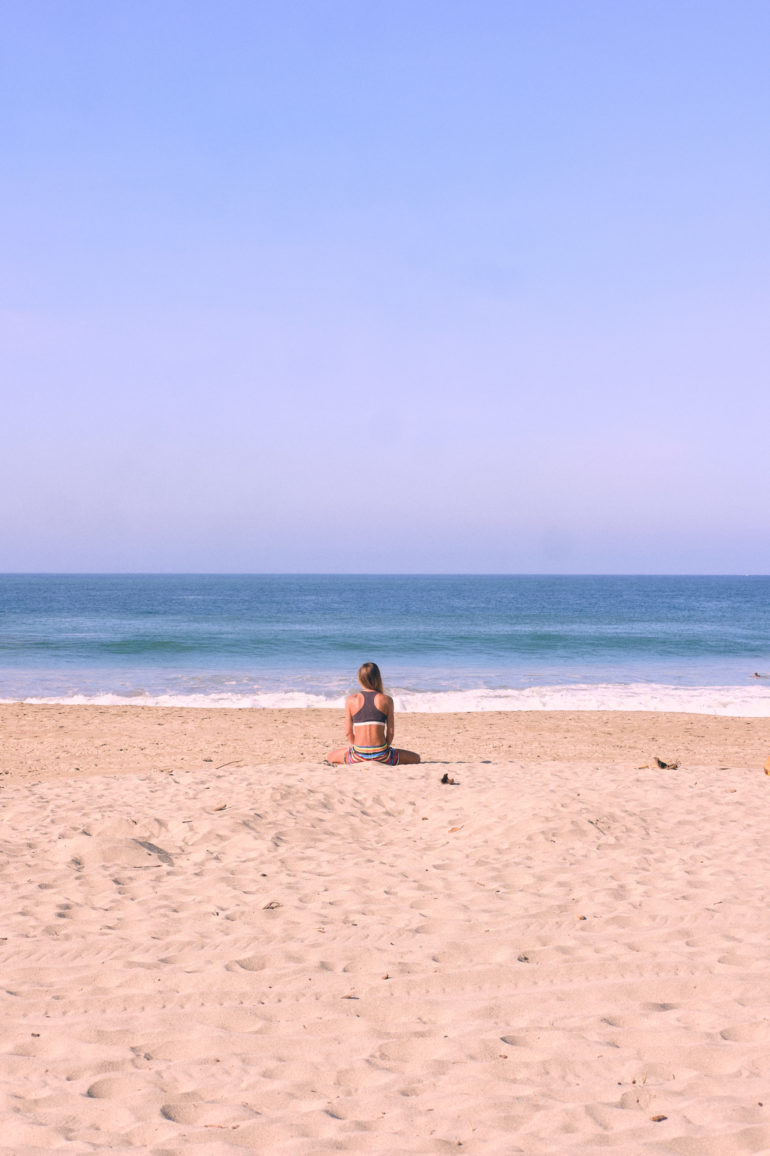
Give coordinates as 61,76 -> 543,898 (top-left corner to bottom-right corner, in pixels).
352,690 -> 387,727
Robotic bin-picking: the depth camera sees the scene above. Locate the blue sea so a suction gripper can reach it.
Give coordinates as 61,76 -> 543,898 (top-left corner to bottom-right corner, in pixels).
1,575 -> 769,715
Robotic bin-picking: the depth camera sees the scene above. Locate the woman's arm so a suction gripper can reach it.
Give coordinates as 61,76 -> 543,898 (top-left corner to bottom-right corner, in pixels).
344,696 -> 355,745
385,695 -> 395,746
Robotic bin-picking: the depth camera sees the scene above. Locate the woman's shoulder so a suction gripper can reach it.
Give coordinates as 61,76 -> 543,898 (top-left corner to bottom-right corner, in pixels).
346,689 -> 391,708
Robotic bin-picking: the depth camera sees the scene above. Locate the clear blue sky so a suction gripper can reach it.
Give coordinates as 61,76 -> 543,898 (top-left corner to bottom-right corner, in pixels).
2,0 -> 768,573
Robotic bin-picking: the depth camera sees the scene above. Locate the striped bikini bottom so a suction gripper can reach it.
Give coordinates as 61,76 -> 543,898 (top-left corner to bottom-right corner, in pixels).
345,743 -> 399,766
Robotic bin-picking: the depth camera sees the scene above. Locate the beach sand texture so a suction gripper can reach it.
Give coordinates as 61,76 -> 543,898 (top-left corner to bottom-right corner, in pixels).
2,707 -> 770,1153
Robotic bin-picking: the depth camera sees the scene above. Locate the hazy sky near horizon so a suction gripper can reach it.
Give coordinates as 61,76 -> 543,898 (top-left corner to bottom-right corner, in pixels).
2,0 -> 768,573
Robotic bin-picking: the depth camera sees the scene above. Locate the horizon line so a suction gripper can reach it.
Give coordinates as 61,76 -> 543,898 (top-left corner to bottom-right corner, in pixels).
1,572 -> 768,579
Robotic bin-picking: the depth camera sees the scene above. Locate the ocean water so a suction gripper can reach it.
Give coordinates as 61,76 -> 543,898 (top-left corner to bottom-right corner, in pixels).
1,574 -> 769,715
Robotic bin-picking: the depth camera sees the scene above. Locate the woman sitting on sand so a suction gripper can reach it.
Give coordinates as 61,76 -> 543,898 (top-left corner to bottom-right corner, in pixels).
327,662 -> 420,766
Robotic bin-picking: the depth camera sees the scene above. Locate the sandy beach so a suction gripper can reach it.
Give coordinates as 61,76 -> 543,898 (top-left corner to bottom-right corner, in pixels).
2,705 -> 769,1154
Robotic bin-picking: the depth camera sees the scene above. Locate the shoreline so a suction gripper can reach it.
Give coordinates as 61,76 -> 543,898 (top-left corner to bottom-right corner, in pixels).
4,678 -> 770,716
2,702 -> 768,784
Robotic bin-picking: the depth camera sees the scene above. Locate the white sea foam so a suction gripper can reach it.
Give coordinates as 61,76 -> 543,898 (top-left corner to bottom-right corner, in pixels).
0,691 -> 347,711
4,683 -> 770,716
393,684 -> 770,716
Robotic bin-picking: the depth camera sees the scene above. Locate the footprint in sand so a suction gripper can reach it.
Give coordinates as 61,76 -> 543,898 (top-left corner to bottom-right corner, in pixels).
160,1100 -> 258,1126
87,1076 -> 159,1101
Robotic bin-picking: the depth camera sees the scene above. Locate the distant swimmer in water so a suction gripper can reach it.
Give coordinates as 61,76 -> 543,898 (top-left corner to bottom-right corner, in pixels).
327,662 -> 420,766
